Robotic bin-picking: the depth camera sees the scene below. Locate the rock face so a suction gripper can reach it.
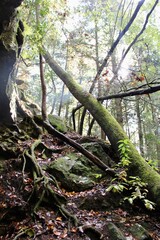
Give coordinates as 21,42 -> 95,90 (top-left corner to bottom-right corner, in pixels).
129,223 -> 153,240
0,0 -> 24,124
47,152 -> 104,191
105,223 -> 126,240
47,141 -> 113,191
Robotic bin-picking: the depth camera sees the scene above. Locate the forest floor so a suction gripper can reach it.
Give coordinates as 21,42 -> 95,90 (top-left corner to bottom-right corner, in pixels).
0,126 -> 160,240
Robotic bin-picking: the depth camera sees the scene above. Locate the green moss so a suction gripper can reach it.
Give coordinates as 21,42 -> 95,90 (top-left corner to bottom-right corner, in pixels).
47,151 -> 105,191
48,114 -> 67,133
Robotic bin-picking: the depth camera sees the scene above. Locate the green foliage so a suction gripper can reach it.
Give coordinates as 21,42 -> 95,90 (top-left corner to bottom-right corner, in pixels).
106,181 -> 127,193
123,176 -> 156,210
118,139 -> 131,167
106,140 -> 156,210
17,0 -> 160,145
94,173 -> 103,179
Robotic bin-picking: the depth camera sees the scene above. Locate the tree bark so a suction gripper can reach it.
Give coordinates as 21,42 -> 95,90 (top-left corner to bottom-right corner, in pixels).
136,96 -> 144,156
39,54 -> 47,121
43,49 -> 160,206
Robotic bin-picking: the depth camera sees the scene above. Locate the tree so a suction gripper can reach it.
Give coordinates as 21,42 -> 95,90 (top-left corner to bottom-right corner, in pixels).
1,0 -> 160,207
0,0 -> 24,124
43,48 -> 160,206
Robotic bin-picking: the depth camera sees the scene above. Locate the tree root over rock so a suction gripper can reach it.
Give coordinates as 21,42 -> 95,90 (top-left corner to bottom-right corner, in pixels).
34,116 -> 116,176
22,139 -> 78,226
20,116 -> 115,227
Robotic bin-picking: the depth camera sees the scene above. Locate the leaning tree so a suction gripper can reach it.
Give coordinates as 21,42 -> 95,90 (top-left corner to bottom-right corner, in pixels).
1,0 -> 160,208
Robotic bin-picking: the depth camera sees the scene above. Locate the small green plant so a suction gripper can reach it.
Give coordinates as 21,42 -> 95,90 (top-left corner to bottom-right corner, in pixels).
106,170 -> 128,193
106,183 -> 126,193
124,176 -> 155,210
106,139 -> 156,210
118,139 -> 131,167
94,173 -> 102,179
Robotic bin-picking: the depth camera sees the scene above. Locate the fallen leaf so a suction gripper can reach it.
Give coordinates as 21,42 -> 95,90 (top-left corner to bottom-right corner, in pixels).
53,230 -> 61,236
56,216 -> 62,221
61,233 -> 68,238
71,227 -> 77,233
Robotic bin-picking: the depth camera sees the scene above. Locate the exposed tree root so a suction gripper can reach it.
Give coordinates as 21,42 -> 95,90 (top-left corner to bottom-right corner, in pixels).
13,227 -> 32,240
22,139 -> 78,226
1,115 -> 116,229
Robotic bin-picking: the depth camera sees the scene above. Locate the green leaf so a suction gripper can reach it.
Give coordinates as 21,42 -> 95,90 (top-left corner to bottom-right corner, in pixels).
126,197 -> 133,205
106,185 -> 114,192
144,199 -> 155,210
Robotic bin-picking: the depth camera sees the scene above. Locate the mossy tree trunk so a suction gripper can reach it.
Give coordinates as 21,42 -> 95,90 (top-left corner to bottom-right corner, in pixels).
0,0 -> 23,124
44,50 -> 160,206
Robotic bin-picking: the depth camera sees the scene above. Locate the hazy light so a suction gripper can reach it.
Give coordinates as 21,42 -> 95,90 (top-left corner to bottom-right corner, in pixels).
67,0 -> 80,8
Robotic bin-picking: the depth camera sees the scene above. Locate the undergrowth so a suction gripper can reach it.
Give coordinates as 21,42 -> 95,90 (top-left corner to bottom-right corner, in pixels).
106,139 -> 155,210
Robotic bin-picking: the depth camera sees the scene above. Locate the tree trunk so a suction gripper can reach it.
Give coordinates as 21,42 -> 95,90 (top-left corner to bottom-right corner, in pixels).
115,98 -> 123,127
39,54 -> 47,121
0,0 -> 23,124
111,49 -> 124,128
95,19 -> 106,140
149,97 -> 160,166
50,74 -> 57,114
156,122 -> 160,166
43,49 -> 160,206
136,96 -> 144,156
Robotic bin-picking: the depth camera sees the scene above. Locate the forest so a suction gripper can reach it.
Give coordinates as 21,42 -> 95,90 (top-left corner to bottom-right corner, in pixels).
0,0 -> 160,239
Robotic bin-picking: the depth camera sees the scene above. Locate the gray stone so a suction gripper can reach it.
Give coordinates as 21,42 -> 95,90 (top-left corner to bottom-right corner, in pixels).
47,152 -> 104,191
130,223 -> 152,240
105,222 -> 126,240
81,142 -> 113,166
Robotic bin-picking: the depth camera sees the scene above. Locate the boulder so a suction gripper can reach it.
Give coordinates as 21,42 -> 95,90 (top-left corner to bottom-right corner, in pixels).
81,142 -> 113,166
105,223 -> 126,240
47,152 -> 105,191
129,223 -> 152,240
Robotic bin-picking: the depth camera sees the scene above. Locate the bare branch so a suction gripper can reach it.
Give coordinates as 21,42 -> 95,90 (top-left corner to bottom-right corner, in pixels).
89,0 -> 145,93
98,84 -> 160,101
71,82 -> 160,118
115,0 -> 159,75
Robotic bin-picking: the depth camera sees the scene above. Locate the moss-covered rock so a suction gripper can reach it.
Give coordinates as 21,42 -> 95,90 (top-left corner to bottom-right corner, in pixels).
48,114 -> 68,133
47,152 -> 105,191
129,223 -> 152,240
81,142 -> 113,166
105,223 -> 126,240
47,140 -> 115,191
